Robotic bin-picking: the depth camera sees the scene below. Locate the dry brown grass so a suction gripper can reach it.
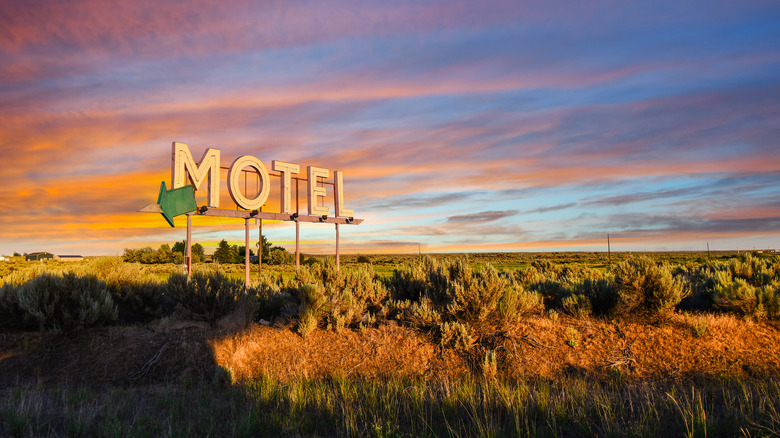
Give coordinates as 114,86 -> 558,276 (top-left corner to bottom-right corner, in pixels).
1,312 -> 779,389
210,322 -> 467,382
207,311 -> 780,384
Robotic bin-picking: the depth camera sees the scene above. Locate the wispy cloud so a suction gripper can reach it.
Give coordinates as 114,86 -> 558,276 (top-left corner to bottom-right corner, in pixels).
1,0 -> 780,254
447,210 -> 519,223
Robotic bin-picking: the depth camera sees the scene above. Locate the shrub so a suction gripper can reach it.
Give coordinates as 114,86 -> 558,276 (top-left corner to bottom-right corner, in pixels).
405,299 -> 442,331
712,276 -> 780,319
446,262 -> 503,324
613,257 -> 688,317
295,284 -> 328,337
561,293 -> 592,318
712,277 -> 757,316
253,273 -> 294,323
0,283 -> 35,330
303,256 -> 320,266
574,278 -> 617,316
387,263 -> 430,302
691,318 -> 709,337
565,327 -> 581,348
15,273 -> 117,333
166,272 -> 249,326
438,321 -> 473,352
756,284 -> 780,319
498,283 -> 543,323
83,257 -> 155,288
512,267 -> 547,288
294,260 -> 387,330
386,256 -> 451,304
482,349 -> 497,380
109,282 -> 171,324
266,248 -> 295,265
531,279 -> 573,309
356,255 -> 371,264
389,257 -> 547,352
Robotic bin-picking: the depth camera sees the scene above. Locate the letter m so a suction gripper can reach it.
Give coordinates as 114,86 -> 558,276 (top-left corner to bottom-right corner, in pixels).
171,142 -> 221,207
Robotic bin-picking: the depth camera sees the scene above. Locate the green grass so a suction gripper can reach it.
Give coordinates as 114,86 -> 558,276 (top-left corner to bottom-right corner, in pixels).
2,376 -> 780,437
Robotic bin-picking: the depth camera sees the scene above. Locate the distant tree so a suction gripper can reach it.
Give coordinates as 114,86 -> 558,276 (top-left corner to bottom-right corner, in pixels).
13,252 -> 20,257
122,248 -> 137,262
213,240 -> 233,264
258,235 -> 272,260
156,244 -> 174,263
267,247 -> 294,265
138,247 -> 157,264
172,240 -> 186,254
233,246 -> 255,264
192,243 -> 204,263
172,240 -> 204,263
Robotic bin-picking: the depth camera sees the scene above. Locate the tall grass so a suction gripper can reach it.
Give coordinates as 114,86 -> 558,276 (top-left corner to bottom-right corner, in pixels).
2,377 -> 779,437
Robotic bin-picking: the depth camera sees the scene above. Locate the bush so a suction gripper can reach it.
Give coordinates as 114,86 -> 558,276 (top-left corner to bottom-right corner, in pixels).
166,272 -> 249,326
530,279 -> 573,309
404,299 -> 442,331
294,260 -> 387,330
386,256 -> 451,304
388,257 -> 546,353
109,282 -> 172,324
446,262 -> 503,324
15,273 -> 117,333
295,284 -> 328,337
574,278 -> 617,316
438,321 -> 473,352
512,267 -> 547,288
253,272 -> 294,323
0,283 -> 35,330
613,257 -> 688,317
712,275 -> 780,319
498,283 -> 543,323
561,293 -> 592,318
266,248 -> 295,265
356,255 -> 371,264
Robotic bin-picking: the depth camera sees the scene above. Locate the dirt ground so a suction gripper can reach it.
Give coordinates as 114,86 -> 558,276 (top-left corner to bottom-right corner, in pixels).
1,312 -> 779,389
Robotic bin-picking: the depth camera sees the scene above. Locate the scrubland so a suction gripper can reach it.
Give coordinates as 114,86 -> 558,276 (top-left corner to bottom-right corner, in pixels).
1,251 -> 779,437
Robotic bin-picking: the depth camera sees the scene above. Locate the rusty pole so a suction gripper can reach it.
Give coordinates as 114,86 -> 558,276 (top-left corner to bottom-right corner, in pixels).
296,220 -> 300,269
244,218 -> 250,290
186,214 -> 192,278
257,219 -> 263,277
335,223 -> 340,271
295,178 -> 300,270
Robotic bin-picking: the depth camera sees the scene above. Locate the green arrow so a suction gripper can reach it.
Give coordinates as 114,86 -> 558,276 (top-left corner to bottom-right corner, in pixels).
156,181 -> 197,227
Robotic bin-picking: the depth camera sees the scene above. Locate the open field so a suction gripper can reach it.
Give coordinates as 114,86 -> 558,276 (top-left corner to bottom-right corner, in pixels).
1,252 -> 779,437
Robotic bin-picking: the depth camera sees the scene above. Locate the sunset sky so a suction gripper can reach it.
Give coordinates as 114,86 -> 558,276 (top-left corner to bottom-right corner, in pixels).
1,0 -> 779,256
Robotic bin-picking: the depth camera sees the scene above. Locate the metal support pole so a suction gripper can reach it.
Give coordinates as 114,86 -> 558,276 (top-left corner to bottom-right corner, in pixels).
257,219 -> 263,276
335,223 -> 340,271
244,218 -> 250,290
607,233 -> 611,270
186,214 -> 192,278
295,219 -> 300,269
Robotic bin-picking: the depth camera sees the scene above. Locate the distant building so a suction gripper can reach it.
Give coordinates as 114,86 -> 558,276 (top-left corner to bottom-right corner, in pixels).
26,252 -> 54,261
55,255 -> 83,262
0,256 -> 8,261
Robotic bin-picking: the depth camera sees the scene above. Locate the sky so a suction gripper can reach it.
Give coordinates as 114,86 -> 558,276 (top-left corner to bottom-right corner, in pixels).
1,0 -> 779,256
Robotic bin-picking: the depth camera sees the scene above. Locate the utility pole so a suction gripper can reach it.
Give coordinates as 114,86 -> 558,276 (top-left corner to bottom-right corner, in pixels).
607,233 -> 611,270
707,242 -> 710,259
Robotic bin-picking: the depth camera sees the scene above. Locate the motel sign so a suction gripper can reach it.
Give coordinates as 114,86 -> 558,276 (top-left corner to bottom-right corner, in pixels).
140,142 -> 363,287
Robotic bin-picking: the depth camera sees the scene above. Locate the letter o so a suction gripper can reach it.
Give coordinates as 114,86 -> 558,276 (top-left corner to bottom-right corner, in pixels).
228,155 -> 270,210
